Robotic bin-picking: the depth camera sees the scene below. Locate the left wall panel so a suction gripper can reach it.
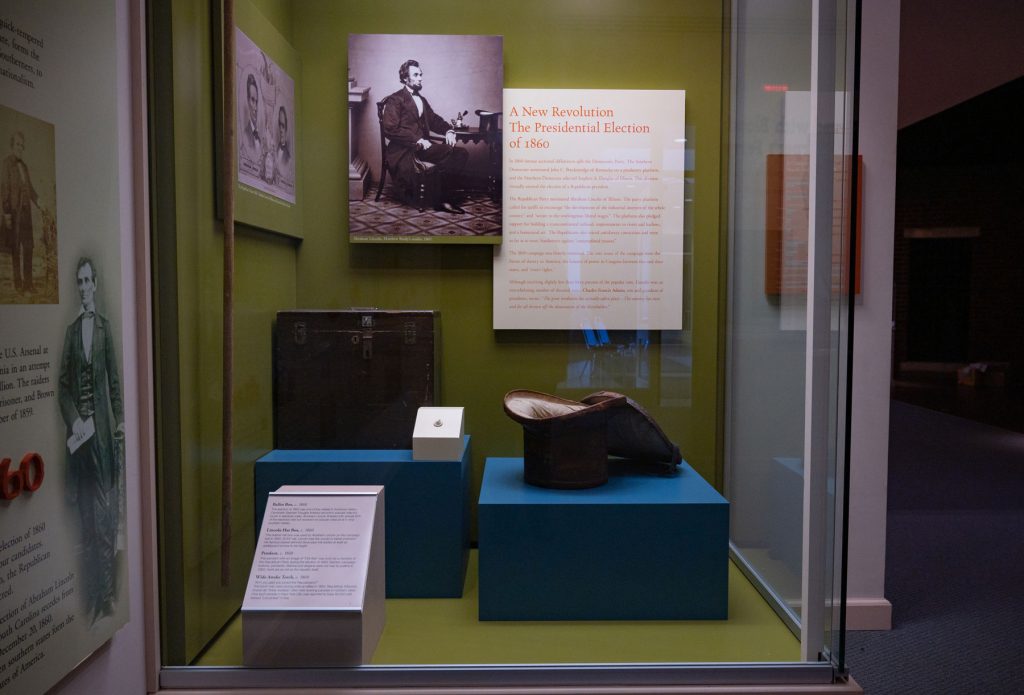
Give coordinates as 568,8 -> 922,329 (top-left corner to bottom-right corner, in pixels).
44,0 -> 148,692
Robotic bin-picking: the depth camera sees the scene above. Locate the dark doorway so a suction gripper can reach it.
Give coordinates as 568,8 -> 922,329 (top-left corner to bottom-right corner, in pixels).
906,237 -> 970,362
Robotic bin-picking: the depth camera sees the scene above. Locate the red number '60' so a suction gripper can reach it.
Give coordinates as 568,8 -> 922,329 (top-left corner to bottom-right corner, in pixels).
0,452 -> 45,500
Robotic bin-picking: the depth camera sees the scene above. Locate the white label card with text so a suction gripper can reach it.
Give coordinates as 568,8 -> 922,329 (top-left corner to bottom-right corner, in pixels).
243,490 -> 378,611
494,89 -> 686,330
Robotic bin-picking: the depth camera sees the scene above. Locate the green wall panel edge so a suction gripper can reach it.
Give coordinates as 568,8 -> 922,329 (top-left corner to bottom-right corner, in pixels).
149,0 -> 187,665
714,0 -> 732,491
154,0 -> 299,664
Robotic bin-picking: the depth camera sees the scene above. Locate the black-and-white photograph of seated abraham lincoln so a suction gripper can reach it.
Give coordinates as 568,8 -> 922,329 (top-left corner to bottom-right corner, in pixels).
348,34 -> 503,243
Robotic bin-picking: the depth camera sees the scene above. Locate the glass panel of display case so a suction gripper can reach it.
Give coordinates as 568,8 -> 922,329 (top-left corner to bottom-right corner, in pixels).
725,0 -> 856,670
149,0 -> 858,687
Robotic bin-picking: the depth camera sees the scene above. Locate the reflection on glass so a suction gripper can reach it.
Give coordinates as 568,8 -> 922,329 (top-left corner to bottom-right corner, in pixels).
559,328 -> 651,390
725,0 -> 853,671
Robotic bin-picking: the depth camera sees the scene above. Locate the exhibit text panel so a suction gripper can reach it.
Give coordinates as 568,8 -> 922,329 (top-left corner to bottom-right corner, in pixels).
494,89 -> 686,330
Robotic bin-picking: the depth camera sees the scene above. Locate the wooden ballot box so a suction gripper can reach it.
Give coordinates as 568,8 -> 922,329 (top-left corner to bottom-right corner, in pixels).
274,309 -> 438,450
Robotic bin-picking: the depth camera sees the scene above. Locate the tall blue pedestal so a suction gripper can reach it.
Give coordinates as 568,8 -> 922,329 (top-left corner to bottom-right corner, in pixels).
478,457 -> 728,620
254,436 -> 470,598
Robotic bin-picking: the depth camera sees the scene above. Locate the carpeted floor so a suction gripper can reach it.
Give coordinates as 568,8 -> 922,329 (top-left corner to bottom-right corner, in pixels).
349,183 -> 501,239
845,400 -> 1024,694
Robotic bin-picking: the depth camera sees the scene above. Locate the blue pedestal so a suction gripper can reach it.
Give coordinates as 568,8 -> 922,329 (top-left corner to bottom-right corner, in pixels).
255,436 -> 471,598
478,457 -> 728,620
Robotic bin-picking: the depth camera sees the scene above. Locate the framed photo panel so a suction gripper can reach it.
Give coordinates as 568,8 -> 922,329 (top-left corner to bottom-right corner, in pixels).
214,0 -> 302,238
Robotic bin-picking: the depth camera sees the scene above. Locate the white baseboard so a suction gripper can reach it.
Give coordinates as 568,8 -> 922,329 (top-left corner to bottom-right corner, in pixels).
845,598 -> 892,630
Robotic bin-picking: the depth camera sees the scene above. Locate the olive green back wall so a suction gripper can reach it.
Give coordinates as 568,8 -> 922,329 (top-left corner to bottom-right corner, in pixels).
156,0 -> 725,665
291,0 -> 726,497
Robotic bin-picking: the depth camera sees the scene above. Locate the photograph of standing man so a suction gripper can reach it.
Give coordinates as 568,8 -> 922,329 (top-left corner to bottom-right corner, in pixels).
2,130 -> 45,293
383,59 -> 468,214
59,256 -> 125,626
239,72 -> 264,179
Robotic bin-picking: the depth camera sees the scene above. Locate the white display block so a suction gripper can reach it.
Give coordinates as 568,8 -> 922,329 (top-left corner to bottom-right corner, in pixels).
242,486 -> 385,666
412,407 -> 465,460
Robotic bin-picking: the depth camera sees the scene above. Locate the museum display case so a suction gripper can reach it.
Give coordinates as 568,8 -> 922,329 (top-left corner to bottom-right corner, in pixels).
148,0 -> 860,690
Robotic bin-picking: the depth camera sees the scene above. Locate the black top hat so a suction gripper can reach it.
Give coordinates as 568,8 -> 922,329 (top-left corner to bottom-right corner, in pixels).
503,390 -> 681,489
